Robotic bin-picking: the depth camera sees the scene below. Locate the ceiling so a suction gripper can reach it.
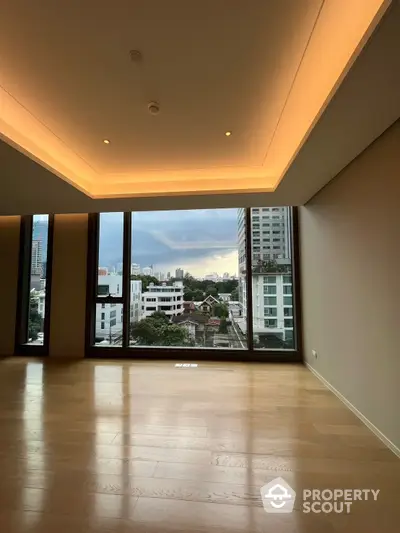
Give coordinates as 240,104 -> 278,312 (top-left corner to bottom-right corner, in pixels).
0,0 -> 398,210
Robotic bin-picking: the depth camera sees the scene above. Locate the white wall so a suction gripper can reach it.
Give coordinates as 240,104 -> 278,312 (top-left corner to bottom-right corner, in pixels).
300,121 -> 400,451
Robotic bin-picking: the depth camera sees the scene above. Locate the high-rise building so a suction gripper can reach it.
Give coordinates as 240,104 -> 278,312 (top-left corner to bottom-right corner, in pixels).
237,207 -> 293,347
175,268 -> 184,279
131,263 -> 141,275
142,266 -> 153,276
31,239 -> 43,276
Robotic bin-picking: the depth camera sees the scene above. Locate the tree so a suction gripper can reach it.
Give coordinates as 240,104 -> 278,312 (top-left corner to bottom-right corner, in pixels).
193,289 -> 204,301
150,311 -> 170,324
213,303 -> 229,318
184,289 -> 204,301
205,286 -> 218,297
131,274 -> 159,290
131,312 -> 192,346
28,296 -> 42,341
218,317 -> 228,334
160,324 -> 192,346
252,259 -> 290,274
230,288 -> 239,301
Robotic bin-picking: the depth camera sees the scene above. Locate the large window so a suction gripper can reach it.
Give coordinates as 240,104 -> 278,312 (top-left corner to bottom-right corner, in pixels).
86,207 -> 299,358
16,215 -> 53,353
250,207 -> 297,350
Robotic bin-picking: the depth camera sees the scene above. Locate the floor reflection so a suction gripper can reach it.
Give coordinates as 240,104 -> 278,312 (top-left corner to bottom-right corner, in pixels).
0,358 -> 395,533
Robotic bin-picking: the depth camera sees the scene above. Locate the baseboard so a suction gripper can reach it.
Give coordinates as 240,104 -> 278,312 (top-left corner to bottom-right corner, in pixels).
306,362 -> 400,459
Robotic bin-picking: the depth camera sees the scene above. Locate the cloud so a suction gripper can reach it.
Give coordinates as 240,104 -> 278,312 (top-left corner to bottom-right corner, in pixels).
99,209 -> 239,275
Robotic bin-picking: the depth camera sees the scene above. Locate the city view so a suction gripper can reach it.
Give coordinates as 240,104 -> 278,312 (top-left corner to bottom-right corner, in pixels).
27,208 -> 294,350
95,208 -> 294,350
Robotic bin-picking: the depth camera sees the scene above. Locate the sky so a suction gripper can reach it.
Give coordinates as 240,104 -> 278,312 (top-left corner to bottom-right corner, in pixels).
99,209 -> 239,276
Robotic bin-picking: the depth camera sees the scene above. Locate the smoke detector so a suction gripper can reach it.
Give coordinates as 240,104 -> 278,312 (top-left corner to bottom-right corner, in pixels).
129,50 -> 142,62
148,101 -> 160,115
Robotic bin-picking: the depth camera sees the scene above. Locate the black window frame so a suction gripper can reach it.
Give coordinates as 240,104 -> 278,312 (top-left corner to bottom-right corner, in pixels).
85,207 -> 302,362
15,214 -> 54,356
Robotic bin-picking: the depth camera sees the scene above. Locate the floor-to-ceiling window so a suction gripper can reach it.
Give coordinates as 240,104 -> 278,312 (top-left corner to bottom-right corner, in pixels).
86,207 -> 300,359
15,214 -> 53,354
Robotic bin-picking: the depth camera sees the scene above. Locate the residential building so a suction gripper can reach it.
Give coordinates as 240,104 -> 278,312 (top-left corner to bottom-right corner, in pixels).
237,207 -> 292,346
31,239 -> 43,276
196,295 -> 219,315
219,293 -> 231,303
172,312 -> 208,342
252,273 -> 293,347
142,281 -> 184,318
175,268 -> 184,279
131,263 -> 141,275
96,275 -> 142,341
142,266 -> 153,276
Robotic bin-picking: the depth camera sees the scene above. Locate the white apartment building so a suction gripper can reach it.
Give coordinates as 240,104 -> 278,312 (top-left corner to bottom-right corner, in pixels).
131,263 -> 141,275
142,281 -> 184,318
252,273 -> 293,344
142,266 -> 153,276
237,208 -> 294,346
31,239 -> 43,276
96,275 -> 142,342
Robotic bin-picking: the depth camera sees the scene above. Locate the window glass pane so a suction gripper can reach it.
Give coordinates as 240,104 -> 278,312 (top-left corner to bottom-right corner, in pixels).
95,304 -> 123,346
97,213 -> 124,297
263,276 -> 276,284
251,207 -> 295,350
27,215 -> 49,345
129,209 -> 246,349
263,285 -> 277,294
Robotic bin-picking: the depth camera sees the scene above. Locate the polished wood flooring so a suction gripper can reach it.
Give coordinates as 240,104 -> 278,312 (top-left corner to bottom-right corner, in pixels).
0,358 -> 398,532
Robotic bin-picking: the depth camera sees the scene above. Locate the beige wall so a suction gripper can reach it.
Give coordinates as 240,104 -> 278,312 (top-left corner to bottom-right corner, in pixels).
49,214 -> 88,358
300,121 -> 400,450
0,216 -> 20,355
0,213 -> 88,357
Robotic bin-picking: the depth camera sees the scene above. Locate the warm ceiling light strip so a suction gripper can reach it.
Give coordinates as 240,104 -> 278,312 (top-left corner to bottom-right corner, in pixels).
0,0 -> 391,199
264,0 -> 390,186
0,86 -> 95,195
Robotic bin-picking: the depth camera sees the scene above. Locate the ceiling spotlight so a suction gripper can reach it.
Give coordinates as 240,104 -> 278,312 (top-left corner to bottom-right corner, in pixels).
148,101 -> 160,115
103,139 -> 110,144
225,131 -> 232,137
130,49 -> 142,62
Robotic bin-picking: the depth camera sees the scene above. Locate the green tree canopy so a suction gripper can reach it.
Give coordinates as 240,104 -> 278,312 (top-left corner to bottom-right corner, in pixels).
213,303 -> 229,318
131,274 -> 159,290
218,317 -> 228,334
131,312 -> 192,346
28,296 -> 42,341
230,287 -> 239,301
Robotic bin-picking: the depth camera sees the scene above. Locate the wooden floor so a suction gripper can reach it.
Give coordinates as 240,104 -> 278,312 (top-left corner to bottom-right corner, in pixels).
0,358 -> 398,533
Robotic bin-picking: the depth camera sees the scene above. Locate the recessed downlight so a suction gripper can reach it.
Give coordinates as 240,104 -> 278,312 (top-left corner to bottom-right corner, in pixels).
103,139 -> 110,144
225,131 -> 232,137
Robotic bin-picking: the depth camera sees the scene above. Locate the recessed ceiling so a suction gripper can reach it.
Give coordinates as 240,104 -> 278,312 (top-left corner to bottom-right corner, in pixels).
0,0 -> 392,199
